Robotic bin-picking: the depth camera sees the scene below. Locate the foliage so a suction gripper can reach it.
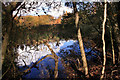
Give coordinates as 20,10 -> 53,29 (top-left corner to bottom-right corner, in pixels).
1,1 -> 120,80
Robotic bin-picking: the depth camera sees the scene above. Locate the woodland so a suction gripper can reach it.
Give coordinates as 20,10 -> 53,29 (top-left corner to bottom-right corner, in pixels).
1,0 -> 120,80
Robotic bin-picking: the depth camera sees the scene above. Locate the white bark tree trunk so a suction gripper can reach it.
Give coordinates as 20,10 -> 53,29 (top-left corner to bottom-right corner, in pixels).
74,6 -> 89,76
100,0 -> 107,79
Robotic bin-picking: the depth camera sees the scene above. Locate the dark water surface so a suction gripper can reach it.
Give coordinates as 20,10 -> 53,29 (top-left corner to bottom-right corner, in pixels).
15,39 -> 97,78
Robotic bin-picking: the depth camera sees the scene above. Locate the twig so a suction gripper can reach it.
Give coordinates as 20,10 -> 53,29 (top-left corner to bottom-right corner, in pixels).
111,69 -> 118,79
0,64 -> 11,79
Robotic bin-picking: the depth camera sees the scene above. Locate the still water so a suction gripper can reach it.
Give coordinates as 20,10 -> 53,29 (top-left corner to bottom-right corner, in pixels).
15,39 -> 96,78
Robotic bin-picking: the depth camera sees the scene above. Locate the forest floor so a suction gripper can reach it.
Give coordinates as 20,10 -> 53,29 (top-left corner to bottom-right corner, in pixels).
59,38 -> 120,80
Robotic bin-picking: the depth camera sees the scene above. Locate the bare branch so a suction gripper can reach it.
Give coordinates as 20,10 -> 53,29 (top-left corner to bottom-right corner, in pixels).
12,2 -> 25,20
23,54 -> 54,73
10,2 -> 22,13
45,43 -> 58,59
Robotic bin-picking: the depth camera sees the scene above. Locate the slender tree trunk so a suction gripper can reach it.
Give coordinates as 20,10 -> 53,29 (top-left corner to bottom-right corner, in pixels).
100,0 -> 107,79
116,2 -> 120,64
77,27 -> 88,76
109,26 -> 115,64
107,3 -> 115,65
73,2 -> 89,76
54,59 -> 58,78
45,43 -> 58,78
113,20 -> 120,65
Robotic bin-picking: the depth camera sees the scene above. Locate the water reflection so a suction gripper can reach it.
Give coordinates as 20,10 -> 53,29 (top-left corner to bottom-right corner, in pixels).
15,39 -> 97,78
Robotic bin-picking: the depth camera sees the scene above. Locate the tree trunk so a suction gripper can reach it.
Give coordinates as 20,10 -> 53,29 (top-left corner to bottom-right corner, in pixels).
2,33 -> 9,64
109,26 -> 115,64
54,59 -> 58,78
116,2 -> 120,64
107,3 -> 115,65
77,27 -> 89,76
45,43 -> 59,78
73,2 -> 89,76
2,2 -> 22,65
100,0 -> 107,79
2,12 -> 12,64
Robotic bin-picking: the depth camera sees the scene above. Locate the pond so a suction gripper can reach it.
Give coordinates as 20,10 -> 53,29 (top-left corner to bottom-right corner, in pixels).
15,39 -> 97,78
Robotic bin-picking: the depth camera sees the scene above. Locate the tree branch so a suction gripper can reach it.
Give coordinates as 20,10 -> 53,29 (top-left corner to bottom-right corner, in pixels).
12,2 -> 25,20
22,41 -> 59,78
2,2 -> 6,11
10,2 -> 22,13
23,54 -> 54,73
45,43 -> 58,59
86,14 -> 101,34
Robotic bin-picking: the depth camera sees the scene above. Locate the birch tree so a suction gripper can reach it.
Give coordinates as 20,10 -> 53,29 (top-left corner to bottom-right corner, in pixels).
100,0 -> 107,79
73,2 -> 89,77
